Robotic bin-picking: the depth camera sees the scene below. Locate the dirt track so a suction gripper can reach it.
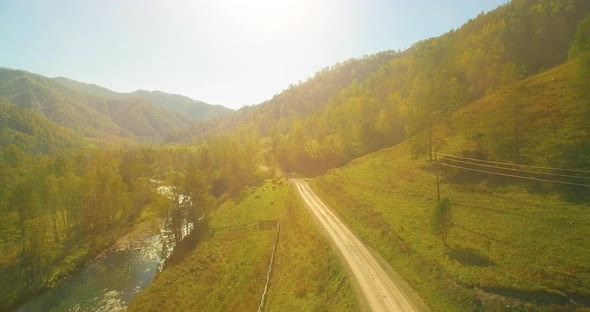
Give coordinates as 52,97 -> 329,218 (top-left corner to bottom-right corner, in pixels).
292,179 -> 428,312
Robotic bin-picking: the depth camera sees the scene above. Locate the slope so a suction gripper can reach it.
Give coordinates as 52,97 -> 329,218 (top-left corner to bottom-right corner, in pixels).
0,99 -> 84,155
165,51 -> 397,143
308,57 -> 590,311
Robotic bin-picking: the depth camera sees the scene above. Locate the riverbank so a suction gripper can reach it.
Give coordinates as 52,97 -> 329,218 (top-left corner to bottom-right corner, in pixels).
93,218 -> 161,262
15,217 -> 168,312
12,211 -> 162,312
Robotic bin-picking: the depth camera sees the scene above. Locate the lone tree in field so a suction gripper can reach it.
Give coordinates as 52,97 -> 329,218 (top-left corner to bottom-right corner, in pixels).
432,197 -> 452,247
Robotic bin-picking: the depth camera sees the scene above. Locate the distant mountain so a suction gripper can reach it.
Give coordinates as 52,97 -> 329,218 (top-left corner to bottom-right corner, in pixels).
82,96 -> 194,140
52,77 -> 232,121
0,69 -> 130,138
51,76 -> 123,99
131,90 -> 231,121
0,69 -> 211,141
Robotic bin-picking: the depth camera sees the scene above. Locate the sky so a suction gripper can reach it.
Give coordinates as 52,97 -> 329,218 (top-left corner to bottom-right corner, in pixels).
0,0 -> 508,109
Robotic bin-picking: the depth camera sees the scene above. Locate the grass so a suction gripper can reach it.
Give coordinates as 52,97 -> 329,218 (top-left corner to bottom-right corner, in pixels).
311,141 -> 590,311
450,59 -> 580,167
128,178 -> 359,311
264,183 -> 358,311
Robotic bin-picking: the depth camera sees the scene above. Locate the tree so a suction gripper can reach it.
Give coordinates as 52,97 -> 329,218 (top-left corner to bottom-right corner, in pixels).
166,170 -> 186,245
568,14 -> 590,59
183,166 -> 213,237
432,197 -> 452,247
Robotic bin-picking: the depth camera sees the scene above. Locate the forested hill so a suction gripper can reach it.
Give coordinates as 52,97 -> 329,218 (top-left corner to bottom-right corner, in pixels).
0,99 -> 84,155
167,0 -> 590,175
52,77 -> 232,121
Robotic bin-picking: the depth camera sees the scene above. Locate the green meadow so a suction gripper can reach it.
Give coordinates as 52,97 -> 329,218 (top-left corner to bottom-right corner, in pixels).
312,142 -> 590,311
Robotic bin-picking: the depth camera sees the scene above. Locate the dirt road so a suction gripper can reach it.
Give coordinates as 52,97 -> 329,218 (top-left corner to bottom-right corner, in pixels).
292,179 -> 428,312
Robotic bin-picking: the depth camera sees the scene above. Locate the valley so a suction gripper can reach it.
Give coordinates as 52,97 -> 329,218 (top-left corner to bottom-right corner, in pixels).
1,0 -> 590,311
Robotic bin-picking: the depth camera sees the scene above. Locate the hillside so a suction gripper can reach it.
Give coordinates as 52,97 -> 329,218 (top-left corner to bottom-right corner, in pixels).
446,58 -> 588,170
307,57 -> 590,310
168,0 -> 590,176
0,99 -> 83,155
165,50 -> 398,142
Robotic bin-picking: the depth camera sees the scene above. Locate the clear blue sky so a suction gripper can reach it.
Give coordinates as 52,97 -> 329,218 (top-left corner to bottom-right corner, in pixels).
0,0 -> 508,109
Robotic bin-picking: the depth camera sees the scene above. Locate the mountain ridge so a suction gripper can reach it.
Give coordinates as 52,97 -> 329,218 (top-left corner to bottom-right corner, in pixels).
52,76 -> 232,120
0,68 -> 232,143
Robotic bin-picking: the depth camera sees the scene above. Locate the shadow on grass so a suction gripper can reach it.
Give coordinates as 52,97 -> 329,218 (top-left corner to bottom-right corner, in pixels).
163,226 -> 209,269
446,246 -> 495,267
480,287 -> 576,305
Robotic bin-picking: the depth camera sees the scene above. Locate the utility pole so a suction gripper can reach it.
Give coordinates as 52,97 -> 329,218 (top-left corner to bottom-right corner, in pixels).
435,152 -> 440,204
514,100 -> 520,164
429,116 -> 433,162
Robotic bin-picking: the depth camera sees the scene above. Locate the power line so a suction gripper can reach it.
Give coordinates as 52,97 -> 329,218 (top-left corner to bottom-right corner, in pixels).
437,152 -> 590,174
379,159 -> 431,164
436,162 -> 590,187
440,157 -> 590,180
386,183 -> 590,225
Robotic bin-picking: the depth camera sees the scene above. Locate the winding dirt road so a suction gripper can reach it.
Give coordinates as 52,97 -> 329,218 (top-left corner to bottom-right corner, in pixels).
292,179 -> 428,312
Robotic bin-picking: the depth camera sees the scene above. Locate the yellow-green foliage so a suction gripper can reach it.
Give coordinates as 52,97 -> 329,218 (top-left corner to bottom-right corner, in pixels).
312,142 -> 590,311
129,179 -> 358,311
451,60 -> 581,167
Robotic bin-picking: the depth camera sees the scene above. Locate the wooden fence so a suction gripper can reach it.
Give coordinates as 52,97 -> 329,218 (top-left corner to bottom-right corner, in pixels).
257,220 -> 280,312
207,218 -> 281,312
209,219 -> 278,237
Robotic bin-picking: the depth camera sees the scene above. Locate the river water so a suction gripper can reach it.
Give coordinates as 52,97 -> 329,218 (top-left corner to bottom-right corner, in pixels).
17,185 -> 191,312
17,234 -> 166,312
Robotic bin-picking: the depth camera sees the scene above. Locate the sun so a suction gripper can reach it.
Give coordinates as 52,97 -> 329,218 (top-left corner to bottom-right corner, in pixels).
216,0 -> 311,37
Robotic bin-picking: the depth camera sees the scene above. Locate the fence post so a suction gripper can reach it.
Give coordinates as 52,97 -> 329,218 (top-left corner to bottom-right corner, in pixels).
257,220 -> 280,312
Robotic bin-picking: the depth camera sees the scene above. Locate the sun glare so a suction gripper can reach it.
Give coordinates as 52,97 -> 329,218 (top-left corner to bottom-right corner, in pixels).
214,0 -> 311,37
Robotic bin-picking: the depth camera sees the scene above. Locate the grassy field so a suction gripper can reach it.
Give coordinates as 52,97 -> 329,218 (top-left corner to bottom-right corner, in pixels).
264,182 -> 358,311
128,178 -> 358,311
311,142 -> 590,311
